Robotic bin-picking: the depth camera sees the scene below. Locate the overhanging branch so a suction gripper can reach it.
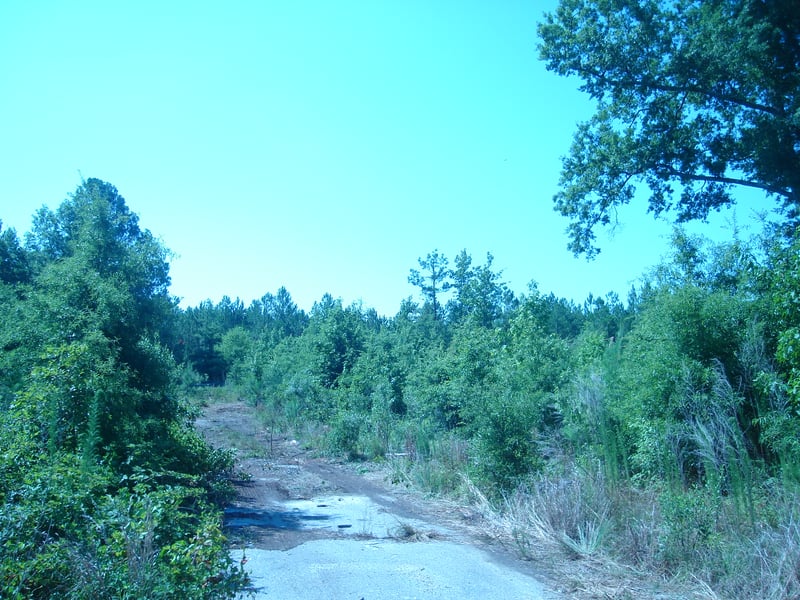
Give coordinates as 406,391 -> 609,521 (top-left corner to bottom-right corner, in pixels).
657,166 -> 792,199
583,65 -> 784,118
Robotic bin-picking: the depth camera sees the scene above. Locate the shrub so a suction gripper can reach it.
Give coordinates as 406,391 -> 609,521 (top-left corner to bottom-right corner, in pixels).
328,411 -> 366,459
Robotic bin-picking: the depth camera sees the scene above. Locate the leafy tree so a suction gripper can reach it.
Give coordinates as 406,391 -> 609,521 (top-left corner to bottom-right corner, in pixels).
10,179 -> 182,465
308,297 -> 366,389
539,0 -> 800,256
611,279 -> 758,482
427,322 -> 503,431
25,179 -> 174,346
26,179 -> 172,291
445,250 -> 476,324
460,311 -> 571,491
408,249 -> 451,321
516,283 -> 585,338
752,229 -> 800,480
582,291 -> 631,340
215,295 -> 246,330
0,226 -> 34,402
0,222 -> 31,285
447,251 -> 516,327
772,232 -> 800,406
217,326 -> 256,386
0,287 -> 26,404
1,180 -> 244,598
175,298 -> 246,385
245,286 -> 308,341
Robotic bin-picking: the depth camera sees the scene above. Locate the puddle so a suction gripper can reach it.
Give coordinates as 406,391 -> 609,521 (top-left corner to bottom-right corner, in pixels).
224,507 -> 333,530
225,495 -> 438,538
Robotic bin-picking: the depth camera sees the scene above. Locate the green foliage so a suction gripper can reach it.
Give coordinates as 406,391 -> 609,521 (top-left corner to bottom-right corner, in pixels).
174,298 -> 242,385
657,486 -> 724,572
609,282 -> 753,480
539,0 -> 800,256
0,222 -> 31,285
403,344 -> 462,430
1,181 -> 245,598
447,251 -> 516,327
772,231 -> 800,405
309,298 -> 366,389
328,411 -> 367,459
469,391 -> 543,493
408,249 -> 451,321
0,451 -> 244,599
216,326 -> 258,399
245,286 -> 308,339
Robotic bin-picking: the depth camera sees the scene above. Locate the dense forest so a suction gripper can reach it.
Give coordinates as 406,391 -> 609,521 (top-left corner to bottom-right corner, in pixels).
2,0 -> 799,597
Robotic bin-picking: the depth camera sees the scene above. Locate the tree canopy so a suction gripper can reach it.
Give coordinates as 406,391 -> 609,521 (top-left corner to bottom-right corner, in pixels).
538,0 -> 800,256
0,180 -> 245,597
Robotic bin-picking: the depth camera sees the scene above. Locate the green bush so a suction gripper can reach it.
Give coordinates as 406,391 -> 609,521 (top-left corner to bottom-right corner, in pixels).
328,411 -> 366,459
657,487 -> 723,572
469,391 -> 543,493
0,454 -> 246,599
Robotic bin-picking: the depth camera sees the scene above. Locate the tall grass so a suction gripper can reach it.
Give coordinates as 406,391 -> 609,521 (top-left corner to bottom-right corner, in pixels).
501,464 -> 614,560
496,457 -> 800,599
388,423 -> 470,496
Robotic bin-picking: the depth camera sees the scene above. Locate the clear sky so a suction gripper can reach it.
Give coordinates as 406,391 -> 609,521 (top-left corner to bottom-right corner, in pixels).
0,1 -> 776,316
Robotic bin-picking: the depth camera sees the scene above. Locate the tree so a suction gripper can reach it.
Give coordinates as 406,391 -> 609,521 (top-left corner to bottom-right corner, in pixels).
246,286 -> 308,339
447,251 -> 516,327
538,0 -> 800,256
16,179 -> 180,459
771,231 -> 800,407
309,298 -> 366,389
0,222 -> 31,285
0,181 -> 247,597
408,250 -> 451,321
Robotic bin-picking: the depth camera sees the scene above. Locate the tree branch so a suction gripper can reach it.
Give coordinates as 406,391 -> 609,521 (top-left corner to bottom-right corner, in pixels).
584,65 -> 784,118
657,165 -> 792,199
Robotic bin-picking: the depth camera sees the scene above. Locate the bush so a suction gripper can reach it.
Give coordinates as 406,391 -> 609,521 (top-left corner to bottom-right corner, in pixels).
0,456 -> 246,599
502,465 -> 613,559
469,391 -> 544,493
328,412 -> 366,459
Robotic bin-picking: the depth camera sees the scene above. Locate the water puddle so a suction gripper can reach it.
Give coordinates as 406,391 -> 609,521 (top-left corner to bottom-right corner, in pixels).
225,495 -> 432,538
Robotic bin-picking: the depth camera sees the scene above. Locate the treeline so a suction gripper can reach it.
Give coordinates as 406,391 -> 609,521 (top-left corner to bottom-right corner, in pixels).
0,180 -> 245,599
3,179 -> 800,597
179,227 -> 800,597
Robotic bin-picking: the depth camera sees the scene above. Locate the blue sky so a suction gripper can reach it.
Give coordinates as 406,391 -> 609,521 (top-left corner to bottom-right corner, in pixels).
0,1 -> 775,316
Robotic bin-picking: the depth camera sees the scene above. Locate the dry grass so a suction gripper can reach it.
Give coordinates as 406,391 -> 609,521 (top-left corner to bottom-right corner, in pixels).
463,467 -> 715,599
483,464 -> 800,600
694,503 -> 800,600
389,521 -> 444,542
500,466 -> 612,559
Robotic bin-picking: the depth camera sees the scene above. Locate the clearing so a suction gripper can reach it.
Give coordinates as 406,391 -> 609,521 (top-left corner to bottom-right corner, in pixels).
195,400 -> 691,600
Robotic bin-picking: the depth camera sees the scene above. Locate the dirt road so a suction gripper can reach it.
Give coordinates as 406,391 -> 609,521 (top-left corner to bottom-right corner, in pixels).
196,401 -> 560,600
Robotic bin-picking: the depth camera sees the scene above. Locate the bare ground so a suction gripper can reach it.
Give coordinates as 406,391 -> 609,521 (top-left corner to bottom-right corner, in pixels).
194,401 -> 524,555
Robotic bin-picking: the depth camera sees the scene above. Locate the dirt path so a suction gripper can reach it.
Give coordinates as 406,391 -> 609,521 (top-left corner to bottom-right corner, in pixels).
195,401 -> 561,600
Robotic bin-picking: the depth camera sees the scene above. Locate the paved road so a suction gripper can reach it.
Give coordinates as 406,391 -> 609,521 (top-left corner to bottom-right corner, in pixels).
197,401 -> 558,600
234,539 -> 555,600
229,487 -> 558,599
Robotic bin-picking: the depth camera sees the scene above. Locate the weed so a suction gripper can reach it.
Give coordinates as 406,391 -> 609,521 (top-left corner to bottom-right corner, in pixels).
498,464 -> 617,564
388,521 -> 441,542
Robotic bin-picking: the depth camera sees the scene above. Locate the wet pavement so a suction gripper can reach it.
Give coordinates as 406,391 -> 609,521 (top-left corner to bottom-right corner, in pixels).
225,493 -> 447,539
